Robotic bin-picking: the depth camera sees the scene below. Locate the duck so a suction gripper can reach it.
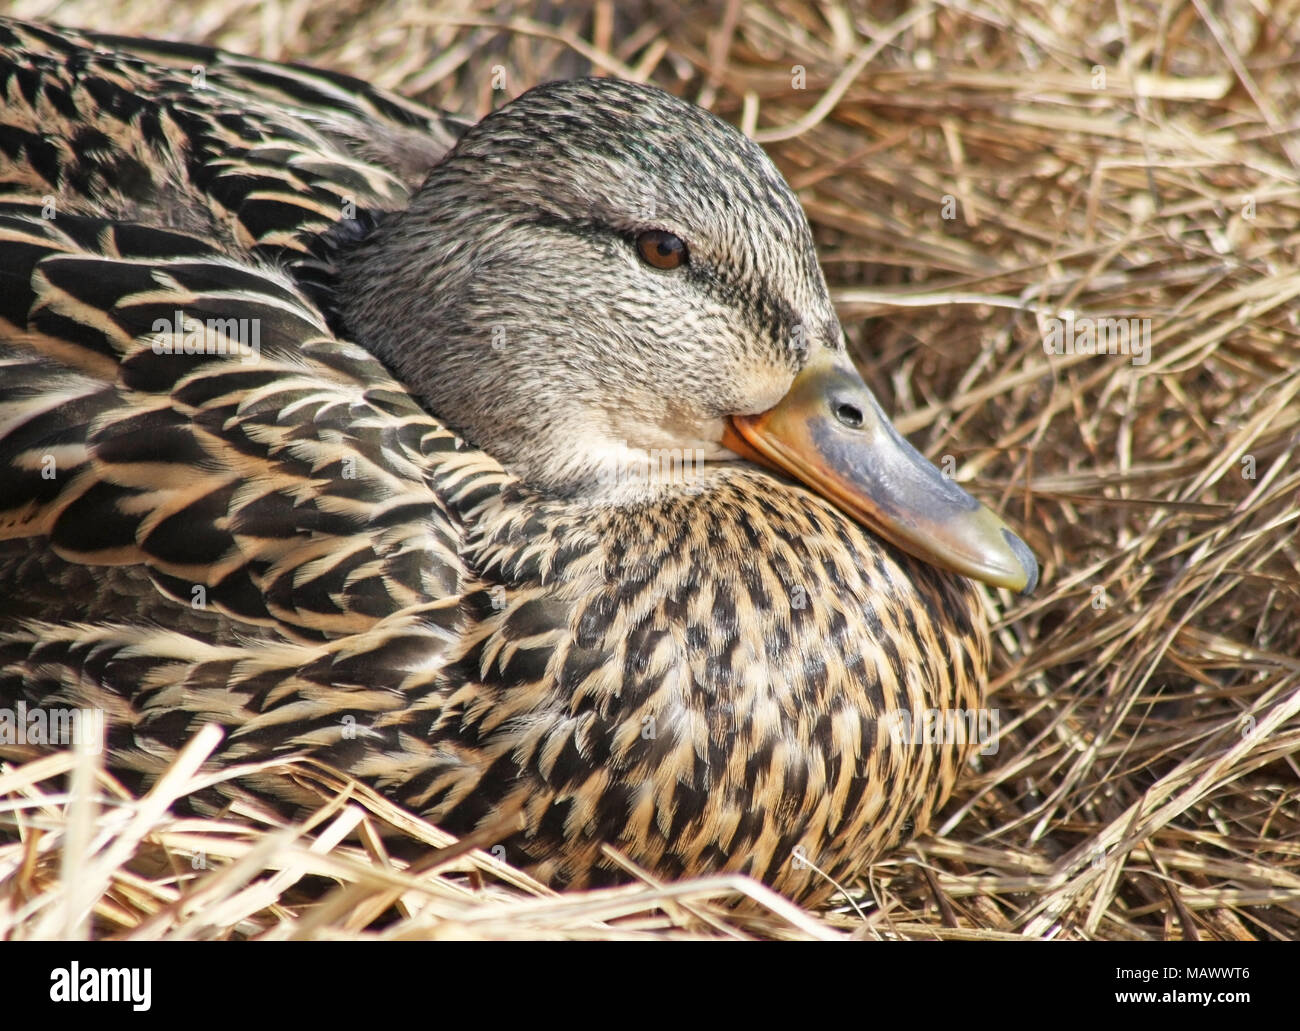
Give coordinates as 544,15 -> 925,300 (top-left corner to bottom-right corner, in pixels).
0,17 -> 1035,905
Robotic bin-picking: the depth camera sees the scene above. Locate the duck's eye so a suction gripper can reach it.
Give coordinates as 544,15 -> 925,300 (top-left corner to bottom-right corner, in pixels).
636,229 -> 688,270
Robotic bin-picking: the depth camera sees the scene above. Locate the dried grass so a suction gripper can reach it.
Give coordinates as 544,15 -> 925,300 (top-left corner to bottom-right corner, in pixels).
2,0 -> 1298,940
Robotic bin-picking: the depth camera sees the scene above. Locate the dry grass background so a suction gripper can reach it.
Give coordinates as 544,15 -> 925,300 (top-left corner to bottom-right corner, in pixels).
1,0 -> 1298,940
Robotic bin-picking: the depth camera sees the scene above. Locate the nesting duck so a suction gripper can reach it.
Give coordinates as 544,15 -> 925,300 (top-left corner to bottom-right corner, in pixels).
0,18 -> 1035,903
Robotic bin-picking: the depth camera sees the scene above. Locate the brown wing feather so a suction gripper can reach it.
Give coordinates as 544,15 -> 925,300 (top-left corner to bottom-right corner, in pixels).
82,26 -> 474,187
0,204 -> 508,641
0,18 -> 456,262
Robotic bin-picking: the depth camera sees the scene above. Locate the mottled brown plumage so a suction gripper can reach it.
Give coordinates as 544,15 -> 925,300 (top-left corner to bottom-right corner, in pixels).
0,18 -> 1032,903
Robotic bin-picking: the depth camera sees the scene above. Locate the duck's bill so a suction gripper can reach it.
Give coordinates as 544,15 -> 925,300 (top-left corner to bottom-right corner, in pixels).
721,349 -> 1038,593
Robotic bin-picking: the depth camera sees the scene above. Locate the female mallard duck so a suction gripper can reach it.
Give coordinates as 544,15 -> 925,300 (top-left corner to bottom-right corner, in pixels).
0,18 -> 1035,904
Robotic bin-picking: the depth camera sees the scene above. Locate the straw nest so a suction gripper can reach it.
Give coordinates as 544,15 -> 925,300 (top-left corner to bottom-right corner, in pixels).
2,0 -> 1297,941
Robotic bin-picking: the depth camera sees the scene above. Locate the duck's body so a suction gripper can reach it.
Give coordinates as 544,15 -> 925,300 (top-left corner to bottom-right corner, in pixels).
0,19 -> 1030,902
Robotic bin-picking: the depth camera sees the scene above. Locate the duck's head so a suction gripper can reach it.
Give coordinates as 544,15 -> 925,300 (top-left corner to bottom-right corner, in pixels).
343,78 -> 1036,593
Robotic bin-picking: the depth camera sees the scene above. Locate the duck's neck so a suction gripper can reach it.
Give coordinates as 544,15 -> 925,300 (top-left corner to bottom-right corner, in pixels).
329,210 -> 629,496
